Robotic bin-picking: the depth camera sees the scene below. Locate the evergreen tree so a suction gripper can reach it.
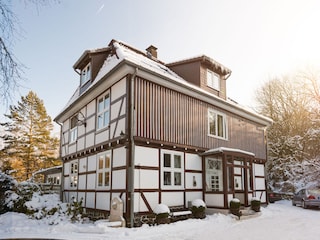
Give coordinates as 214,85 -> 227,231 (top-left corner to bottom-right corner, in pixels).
0,91 -> 60,181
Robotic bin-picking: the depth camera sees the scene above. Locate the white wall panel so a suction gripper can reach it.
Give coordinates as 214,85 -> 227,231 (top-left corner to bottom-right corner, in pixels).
87,155 -> 96,172
85,132 -> 95,148
113,147 -> 126,168
185,153 -> 202,171
96,192 -> 110,210
205,194 -> 224,207
96,130 -> 109,144
134,146 -> 158,167
87,100 -> 96,116
255,177 -> 266,190
111,78 -> 126,101
161,192 -> 184,206
185,172 -> 202,189
134,169 -> 158,189
254,164 -> 265,177
86,192 -> 95,208
185,192 -> 203,207
87,174 -> 96,189
78,175 -> 86,189
77,136 -> 85,150
112,170 -> 126,189
79,157 -> 87,173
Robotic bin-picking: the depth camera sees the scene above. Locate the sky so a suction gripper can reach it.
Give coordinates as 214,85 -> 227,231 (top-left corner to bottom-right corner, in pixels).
2,0 -> 320,133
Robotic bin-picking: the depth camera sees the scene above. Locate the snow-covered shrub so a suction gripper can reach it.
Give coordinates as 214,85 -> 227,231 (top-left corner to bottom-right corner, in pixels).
153,203 -> 170,224
5,181 -> 42,214
191,199 -> 206,219
0,172 -> 17,214
66,196 -> 85,222
250,197 -> 261,212
229,198 -> 242,218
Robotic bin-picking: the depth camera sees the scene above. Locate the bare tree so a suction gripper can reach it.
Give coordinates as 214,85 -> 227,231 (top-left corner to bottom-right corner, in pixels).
0,1 -> 24,106
0,0 -> 57,106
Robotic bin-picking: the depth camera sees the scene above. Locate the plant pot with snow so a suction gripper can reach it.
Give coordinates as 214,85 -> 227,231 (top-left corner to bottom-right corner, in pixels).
230,198 -> 242,219
251,198 -> 261,212
153,203 -> 170,225
191,199 -> 206,219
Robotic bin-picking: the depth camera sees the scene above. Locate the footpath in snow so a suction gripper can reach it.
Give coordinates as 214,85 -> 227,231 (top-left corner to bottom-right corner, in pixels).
1,200 -> 320,240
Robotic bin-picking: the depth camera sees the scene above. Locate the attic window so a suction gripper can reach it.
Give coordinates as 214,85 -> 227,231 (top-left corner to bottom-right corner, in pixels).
207,70 -> 220,91
80,63 -> 91,85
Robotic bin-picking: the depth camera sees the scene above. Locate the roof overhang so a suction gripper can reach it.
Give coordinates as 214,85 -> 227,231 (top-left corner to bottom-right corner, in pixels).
202,147 -> 255,157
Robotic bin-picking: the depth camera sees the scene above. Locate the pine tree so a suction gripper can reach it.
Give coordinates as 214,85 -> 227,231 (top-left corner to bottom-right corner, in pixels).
0,91 -> 60,181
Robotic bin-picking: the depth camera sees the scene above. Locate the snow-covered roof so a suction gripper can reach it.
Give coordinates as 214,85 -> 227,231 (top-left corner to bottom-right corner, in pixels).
32,165 -> 62,176
55,40 -> 272,126
202,147 -> 255,156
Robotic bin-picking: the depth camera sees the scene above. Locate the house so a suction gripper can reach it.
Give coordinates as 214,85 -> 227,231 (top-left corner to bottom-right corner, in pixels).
32,165 -> 62,194
54,39 -> 272,227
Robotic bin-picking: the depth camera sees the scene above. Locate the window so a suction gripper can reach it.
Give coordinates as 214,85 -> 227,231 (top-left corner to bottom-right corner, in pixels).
97,151 -> 111,188
208,109 -> 227,139
70,114 -> 78,143
80,63 -> 91,85
97,93 -> 110,129
207,70 -> 220,90
161,151 -> 184,188
70,161 -> 78,188
206,157 -> 223,192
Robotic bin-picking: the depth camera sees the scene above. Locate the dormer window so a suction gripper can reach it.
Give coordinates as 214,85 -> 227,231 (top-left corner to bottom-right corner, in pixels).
80,63 -> 91,85
207,70 -> 220,91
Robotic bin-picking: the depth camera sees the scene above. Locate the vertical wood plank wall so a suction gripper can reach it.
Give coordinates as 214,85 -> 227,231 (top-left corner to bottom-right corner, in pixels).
134,77 -> 266,159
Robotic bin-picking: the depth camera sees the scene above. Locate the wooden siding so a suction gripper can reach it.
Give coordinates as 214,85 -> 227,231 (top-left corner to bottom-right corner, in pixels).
134,77 -> 267,159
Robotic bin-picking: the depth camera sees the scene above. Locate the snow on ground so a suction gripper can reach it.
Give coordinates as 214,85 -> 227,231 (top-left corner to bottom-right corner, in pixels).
1,200 -> 319,240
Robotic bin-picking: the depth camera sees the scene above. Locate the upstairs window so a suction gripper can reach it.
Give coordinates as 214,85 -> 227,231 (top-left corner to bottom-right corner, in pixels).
208,109 -> 228,139
70,114 -> 78,143
80,63 -> 91,85
207,70 -> 220,91
97,92 -> 110,129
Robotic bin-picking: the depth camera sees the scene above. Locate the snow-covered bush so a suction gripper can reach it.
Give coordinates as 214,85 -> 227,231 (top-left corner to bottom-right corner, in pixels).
229,198 -> 242,218
191,199 -> 206,219
66,196 -> 85,222
5,181 -> 42,214
153,203 -> 170,224
0,172 -> 17,214
250,197 -> 261,212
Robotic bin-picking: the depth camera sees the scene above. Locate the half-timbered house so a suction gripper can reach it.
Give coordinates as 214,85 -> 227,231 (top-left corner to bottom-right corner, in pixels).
54,39 -> 272,227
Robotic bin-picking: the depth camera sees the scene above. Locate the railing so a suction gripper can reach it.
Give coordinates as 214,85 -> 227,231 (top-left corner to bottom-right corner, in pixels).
38,183 -> 61,194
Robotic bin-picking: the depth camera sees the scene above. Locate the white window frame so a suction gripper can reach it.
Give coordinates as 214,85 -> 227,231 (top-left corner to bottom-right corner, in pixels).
207,69 -> 220,91
205,157 -> 223,192
70,160 -> 78,189
97,92 -> 110,130
208,109 -> 228,140
69,114 -> 78,143
161,150 -> 184,189
96,151 -> 111,189
80,63 -> 91,86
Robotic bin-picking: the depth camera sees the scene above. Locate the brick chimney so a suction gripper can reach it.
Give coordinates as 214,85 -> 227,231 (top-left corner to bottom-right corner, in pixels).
146,45 -> 158,58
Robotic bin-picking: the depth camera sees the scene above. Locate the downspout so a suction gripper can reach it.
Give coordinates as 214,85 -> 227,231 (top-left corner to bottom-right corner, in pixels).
55,121 -> 64,202
129,67 -> 138,227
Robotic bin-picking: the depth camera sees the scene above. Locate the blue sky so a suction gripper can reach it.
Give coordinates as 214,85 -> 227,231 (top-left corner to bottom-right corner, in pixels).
3,0 -> 320,133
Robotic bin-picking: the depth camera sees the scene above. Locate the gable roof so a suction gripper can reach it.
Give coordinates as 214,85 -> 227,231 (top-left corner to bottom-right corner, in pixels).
54,40 -> 272,126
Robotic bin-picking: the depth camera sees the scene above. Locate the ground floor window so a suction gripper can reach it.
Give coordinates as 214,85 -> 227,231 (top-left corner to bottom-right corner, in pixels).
70,160 -> 78,188
161,150 -> 184,189
97,151 -> 111,188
